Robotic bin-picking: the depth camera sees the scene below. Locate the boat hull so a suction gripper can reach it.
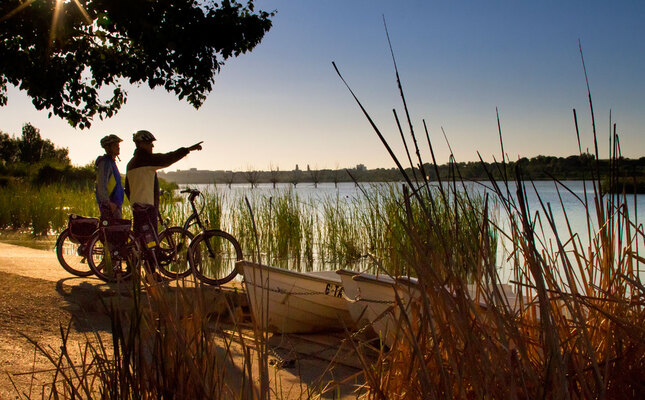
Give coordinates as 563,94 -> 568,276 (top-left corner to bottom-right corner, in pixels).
237,261 -> 356,333
336,269 -> 374,335
349,273 -> 402,347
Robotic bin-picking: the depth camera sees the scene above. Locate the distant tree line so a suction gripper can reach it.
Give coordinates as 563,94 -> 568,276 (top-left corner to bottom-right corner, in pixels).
0,123 -> 93,187
159,154 -> 645,189
1,123 -> 181,191
3,123 -> 643,193
1,123 -> 69,164
426,154 -> 645,181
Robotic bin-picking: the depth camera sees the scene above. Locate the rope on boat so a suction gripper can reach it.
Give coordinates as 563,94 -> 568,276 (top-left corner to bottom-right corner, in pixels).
243,280 -> 328,296
243,280 -> 396,303
343,293 -> 396,305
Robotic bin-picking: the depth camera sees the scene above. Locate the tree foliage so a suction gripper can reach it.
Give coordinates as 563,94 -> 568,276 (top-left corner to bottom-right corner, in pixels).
0,0 -> 273,128
0,131 -> 19,164
0,123 -> 69,165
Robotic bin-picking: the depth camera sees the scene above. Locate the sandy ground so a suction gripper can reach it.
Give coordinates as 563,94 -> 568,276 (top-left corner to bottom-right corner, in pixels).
0,241 -> 366,399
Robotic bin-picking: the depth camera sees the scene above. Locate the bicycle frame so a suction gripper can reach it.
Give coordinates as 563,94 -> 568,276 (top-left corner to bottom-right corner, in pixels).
182,190 -> 208,232
178,188 -> 243,285
181,189 -> 217,258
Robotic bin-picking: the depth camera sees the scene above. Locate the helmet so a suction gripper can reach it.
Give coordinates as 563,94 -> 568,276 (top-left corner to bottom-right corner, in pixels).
100,134 -> 123,148
133,130 -> 156,143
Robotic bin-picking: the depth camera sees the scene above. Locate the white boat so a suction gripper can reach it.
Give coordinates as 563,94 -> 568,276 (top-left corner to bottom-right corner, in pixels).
236,261 -> 356,333
396,276 -> 523,314
344,272 -> 405,347
349,274 -> 523,348
335,269 -> 370,333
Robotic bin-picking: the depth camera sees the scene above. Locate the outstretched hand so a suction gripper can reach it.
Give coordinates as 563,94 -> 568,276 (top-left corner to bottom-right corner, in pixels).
189,141 -> 203,151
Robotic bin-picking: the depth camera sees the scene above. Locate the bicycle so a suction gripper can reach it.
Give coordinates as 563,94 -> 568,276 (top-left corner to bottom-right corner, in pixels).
155,208 -> 194,279
85,217 -> 142,283
85,209 -> 192,283
55,214 -> 101,277
180,188 -> 243,286
83,188 -> 241,285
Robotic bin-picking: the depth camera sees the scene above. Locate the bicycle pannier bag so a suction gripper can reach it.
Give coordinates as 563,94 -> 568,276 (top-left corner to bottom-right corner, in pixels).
68,214 -> 99,244
101,218 -> 132,248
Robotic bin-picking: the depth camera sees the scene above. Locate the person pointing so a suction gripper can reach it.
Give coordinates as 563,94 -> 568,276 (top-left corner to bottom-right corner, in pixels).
124,130 -> 202,276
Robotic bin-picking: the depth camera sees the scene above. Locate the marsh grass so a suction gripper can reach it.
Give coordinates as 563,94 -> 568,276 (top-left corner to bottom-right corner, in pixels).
352,168 -> 644,398
2,177 -> 487,281
158,185 -> 489,278
329,36 -> 645,398
0,184 -> 124,235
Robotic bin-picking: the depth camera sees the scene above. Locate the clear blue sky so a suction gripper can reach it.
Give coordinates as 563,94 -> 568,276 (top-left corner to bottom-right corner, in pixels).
1,0 -> 643,172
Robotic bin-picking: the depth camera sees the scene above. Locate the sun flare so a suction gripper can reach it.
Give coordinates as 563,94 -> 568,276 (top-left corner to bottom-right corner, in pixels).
0,0 -> 93,47
0,0 -> 37,23
44,0 -> 90,49
49,0 -> 64,45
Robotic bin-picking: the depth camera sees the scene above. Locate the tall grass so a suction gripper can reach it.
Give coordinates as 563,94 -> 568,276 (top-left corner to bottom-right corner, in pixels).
159,185 -> 490,277
330,37 -> 645,398
0,184 -> 100,235
352,168 -> 644,398
1,176 -> 489,281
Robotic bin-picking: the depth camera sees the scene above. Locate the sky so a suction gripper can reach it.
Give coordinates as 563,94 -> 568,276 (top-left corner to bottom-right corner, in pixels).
0,1 -> 644,173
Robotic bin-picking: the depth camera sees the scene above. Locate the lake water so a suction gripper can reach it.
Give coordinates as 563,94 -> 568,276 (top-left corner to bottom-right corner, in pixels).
181,180 -> 645,281
184,180 -> 645,231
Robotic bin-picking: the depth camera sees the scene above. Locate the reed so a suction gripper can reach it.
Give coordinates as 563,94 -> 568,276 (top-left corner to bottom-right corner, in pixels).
0,184 -> 99,235
330,37 -> 645,398
259,191 -> 303,268
353,167 -> 644,399
156,184 -> 489,278
1,176 -> 486,280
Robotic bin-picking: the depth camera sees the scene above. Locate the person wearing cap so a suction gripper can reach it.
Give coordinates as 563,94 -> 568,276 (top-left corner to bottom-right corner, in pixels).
125,130 -> 202,276
95,134 -> 124,219
125,130 -> 202,212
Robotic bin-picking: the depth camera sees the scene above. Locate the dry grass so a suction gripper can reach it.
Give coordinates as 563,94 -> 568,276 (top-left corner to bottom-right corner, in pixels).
332,36 -> 644,399
14,277 -> 271,399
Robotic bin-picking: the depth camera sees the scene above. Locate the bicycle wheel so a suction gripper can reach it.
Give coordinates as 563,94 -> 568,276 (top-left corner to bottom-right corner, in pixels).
55,228 -> 94,277
157,227 -> 194,279
87,230 -> 141,283
189,230 -> 242,285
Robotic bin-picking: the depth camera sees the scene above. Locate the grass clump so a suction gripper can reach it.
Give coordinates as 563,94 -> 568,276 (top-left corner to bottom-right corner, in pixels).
160,184 -> 490,278
0,184 -> 99,235
19,280 -> 268,399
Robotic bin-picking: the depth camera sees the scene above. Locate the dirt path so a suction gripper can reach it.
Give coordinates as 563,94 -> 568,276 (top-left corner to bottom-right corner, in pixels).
0,242 -> 115,398
0,242 -> 365,399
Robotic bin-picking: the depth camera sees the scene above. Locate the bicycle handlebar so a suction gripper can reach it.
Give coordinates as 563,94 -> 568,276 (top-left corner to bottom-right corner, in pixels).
180,188 -> 203,208
180,188 -> 201,195
179,187 -> 207,229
